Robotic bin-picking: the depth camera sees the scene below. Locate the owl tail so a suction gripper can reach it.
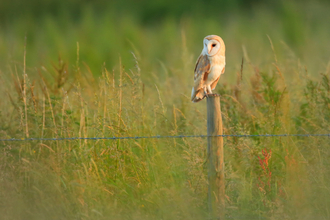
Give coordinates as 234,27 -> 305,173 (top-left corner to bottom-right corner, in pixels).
191,87 -> 205,103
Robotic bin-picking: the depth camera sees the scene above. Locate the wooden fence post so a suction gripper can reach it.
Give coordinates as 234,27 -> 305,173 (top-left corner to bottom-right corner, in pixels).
207,95 -> 225,219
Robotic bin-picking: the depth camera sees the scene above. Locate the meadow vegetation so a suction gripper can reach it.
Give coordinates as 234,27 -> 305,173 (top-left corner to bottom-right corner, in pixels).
1,0 -> 330,219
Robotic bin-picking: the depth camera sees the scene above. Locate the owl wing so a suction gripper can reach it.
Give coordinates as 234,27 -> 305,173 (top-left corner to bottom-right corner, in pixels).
191,54 -> 211,102
193,54 -> 211,91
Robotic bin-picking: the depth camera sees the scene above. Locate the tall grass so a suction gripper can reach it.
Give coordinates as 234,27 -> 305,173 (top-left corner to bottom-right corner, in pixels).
1,1 -> 330,219
1,42 -> 330,219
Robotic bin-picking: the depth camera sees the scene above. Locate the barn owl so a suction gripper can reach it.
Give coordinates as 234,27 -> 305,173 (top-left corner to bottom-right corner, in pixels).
191,35 -> 226,103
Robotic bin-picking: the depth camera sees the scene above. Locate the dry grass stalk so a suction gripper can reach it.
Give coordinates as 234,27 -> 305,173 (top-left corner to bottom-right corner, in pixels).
23,36 -> 29,138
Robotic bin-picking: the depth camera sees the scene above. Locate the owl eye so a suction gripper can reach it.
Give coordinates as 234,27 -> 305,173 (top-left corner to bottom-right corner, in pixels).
212,44 -> 216,47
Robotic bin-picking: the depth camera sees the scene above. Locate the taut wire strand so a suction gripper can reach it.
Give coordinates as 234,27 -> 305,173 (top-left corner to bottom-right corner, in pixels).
1,133 -> 330,142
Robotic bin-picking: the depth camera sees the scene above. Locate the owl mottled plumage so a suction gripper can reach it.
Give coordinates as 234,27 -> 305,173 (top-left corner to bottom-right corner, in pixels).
191,35 -> 226,103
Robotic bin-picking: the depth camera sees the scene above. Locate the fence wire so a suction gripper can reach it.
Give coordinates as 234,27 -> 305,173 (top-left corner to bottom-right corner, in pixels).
1,133 -> 330,142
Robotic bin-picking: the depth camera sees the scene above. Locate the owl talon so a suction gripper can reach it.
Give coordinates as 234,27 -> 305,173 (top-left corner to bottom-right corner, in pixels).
207,93 -> 220,98
203,87 -> 208,97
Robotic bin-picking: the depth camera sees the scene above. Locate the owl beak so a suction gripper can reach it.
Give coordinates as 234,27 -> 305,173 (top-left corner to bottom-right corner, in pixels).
208,45 -> 212,54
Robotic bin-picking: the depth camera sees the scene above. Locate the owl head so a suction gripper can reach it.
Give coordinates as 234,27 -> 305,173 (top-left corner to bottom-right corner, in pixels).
202,35 -> 225,57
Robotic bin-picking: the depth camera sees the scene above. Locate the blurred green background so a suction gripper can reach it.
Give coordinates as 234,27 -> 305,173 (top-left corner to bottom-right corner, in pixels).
1,0 -> 330,79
